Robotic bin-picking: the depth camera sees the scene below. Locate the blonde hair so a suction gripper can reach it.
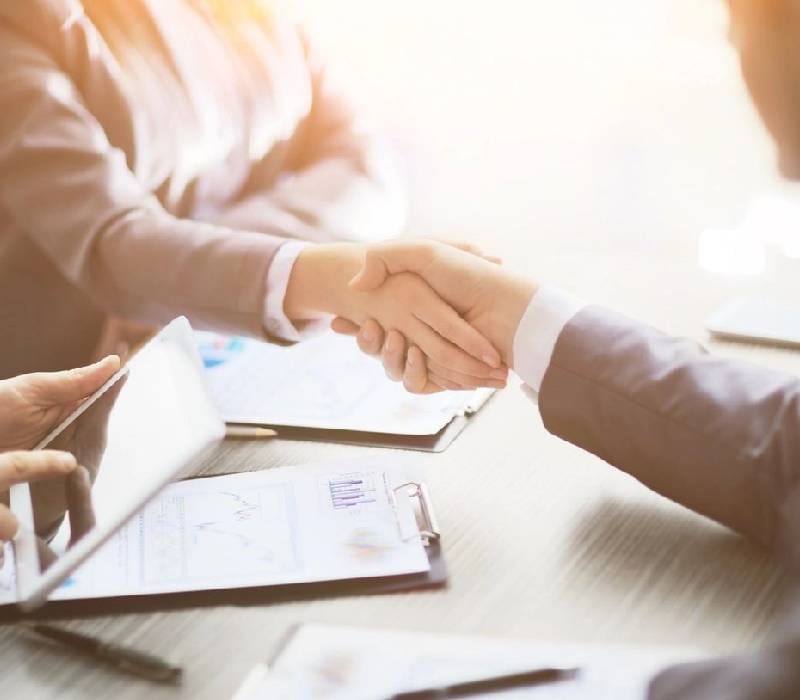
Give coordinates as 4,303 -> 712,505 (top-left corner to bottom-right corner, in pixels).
81,0 -> 273,67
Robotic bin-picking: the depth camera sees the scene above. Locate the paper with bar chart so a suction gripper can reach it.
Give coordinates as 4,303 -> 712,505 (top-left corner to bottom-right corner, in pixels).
15,462 -> 431,603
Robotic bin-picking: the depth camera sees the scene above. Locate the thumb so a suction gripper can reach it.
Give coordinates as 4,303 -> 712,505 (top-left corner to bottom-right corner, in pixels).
350,241 -> 440,291
349,249 -> 391,291
24,355 -> 121,406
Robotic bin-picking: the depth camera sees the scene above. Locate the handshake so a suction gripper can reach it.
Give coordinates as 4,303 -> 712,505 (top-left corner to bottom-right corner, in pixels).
296,239 -> 538,394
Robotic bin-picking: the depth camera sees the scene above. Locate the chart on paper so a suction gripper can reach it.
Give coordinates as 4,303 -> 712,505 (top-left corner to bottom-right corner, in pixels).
327,473 -> 378,511
141,483 -> 300,584
44,463 -> 431,602
196,331 -> 492,435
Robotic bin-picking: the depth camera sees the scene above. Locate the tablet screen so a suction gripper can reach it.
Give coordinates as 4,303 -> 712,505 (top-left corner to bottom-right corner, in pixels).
18,318 -> 224,606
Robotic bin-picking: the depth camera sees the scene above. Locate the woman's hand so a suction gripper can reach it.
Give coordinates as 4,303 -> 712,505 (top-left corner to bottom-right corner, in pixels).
0,450 -> 78,568
0,356 -> 120,452
283,243 -> 509,388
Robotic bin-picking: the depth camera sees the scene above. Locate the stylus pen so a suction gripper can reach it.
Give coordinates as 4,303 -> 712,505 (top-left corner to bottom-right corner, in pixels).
23,623 -> 183,685
388,666 -> 580,699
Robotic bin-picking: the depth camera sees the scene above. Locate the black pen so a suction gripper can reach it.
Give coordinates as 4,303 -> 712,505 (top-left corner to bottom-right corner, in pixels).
388,666 -> 580,699
22,623 -> 183,685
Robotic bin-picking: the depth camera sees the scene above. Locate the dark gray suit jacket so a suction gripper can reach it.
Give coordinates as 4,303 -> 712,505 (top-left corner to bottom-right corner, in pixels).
538,306 -> 800,699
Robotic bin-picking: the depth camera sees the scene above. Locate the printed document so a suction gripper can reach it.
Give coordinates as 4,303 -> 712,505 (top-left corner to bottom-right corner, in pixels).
232,624 -> 705,700
196,331 -> 493,435
0,463 -> 430,604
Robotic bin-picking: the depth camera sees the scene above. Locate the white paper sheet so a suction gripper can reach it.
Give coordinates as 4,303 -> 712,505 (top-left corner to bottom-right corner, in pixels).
0,463 -> 431,604
233,625 -> 706,700
197,331 -> 493,435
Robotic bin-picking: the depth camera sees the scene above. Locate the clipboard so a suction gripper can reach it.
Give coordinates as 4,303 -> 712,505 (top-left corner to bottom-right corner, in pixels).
0,477 -> 447,621
227,392 -> 496,454
230,412 -> 475,453
199,332 -> 496,453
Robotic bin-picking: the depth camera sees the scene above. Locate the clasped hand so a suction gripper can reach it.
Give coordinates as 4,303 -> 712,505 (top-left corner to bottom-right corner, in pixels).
330,240 -> 537,394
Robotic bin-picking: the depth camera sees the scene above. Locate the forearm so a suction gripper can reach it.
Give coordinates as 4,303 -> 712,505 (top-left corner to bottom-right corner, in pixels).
283,242 -> 366,322
537,306 -> 800,549
17,194 -> 284,341
0,29 -> 290,338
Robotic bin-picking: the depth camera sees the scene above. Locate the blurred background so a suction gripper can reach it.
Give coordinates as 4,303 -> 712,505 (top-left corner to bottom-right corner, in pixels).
296,0 -> 798,347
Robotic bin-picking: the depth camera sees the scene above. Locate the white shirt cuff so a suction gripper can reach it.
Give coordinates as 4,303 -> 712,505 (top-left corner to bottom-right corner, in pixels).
512,285 -> 586,394
263,240 -> 327,342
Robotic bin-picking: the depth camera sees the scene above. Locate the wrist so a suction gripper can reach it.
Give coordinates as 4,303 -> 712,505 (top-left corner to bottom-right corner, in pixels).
475,272 -> 538,366
283,243 -> 367,321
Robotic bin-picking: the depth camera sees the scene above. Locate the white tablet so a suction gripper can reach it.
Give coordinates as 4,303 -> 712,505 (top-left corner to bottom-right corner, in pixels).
10,317 -> 225,611
706,297 -> 800,349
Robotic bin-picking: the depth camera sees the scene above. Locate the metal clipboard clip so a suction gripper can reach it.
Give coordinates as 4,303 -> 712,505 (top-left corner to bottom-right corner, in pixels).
393,482 -> 440,546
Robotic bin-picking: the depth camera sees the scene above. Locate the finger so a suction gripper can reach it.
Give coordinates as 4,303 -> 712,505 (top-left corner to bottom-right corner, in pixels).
356,319 -> 386,357
349,241 -> 437,292
403,294 -> 505,376
0,450 -> 77,489
331,317 -> 360,336
67,466 -> 95,547
23,356 -> 121,406
436,240 -> 502,265
404,316 -> 500,379
411,286 -> 502,369
448,241 -> 483,256
426,360 -> 508,389
402,346 -> 442,394
428,373 -> 462,391
36,537 -> 57,571
0,504 -> 18,543
382,330 -> 406,381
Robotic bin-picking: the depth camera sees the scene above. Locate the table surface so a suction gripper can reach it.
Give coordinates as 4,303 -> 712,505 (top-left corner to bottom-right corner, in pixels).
3,1 -> 800,697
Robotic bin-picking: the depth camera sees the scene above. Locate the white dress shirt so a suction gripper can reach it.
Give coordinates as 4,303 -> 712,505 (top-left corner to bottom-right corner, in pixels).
265,255 -> 586,388
263,241 -> 313,342
512,286 -> 586,394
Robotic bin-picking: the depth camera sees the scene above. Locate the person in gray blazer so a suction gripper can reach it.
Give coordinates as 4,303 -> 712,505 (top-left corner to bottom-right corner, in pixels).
333,237 -> 800,699
328,1 -> 800,696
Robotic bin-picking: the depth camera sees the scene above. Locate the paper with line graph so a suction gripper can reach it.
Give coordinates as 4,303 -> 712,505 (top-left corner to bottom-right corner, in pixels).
41,462 -> 430,601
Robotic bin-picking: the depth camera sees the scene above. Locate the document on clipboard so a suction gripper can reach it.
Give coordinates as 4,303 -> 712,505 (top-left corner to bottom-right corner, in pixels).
196,332 -> 494,452
0,461 -> 445,610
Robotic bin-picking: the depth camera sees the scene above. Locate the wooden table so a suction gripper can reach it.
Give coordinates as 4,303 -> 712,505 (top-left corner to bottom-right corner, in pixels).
2,1 -> 798,696
0,255 -> 794,698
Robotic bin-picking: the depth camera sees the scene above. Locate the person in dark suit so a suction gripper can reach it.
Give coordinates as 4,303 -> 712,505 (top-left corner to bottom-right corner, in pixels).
329,1 -> 800,696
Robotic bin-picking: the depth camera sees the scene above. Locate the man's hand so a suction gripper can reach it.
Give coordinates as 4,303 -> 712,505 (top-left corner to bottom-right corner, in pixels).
0,356 -> 120,452
331,240 -> 538,393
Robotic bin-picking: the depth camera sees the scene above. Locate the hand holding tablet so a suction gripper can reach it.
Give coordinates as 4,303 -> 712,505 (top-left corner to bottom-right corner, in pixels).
0,357 -> 120,570
7,317 -> 225,611
0,450 -> 78,568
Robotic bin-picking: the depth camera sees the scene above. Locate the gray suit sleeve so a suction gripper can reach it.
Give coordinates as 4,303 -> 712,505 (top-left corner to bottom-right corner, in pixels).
538,305 -> 800,552
538,306 -> 800,699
